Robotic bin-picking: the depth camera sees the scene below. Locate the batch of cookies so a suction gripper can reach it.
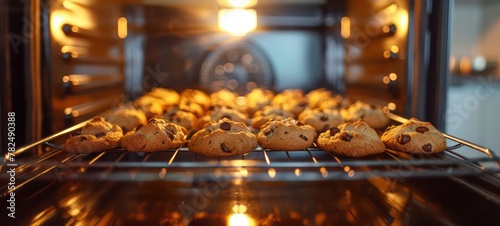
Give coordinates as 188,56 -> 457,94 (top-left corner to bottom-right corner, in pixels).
62,87 -> 446,157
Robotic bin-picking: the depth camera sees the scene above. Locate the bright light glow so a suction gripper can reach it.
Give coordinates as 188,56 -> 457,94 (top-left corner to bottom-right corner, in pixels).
228,213 -> 255,226
218,9 -> 257,36
341,17 -> 350,39
460,57 -> 471,74
232,204 -> 248,213
118,17 -> 127,39
218,0 -> 258,8
268,168 -> 276,178
390,45 -> 399,53
389,73 -> 397,81
387,3 -> 398,13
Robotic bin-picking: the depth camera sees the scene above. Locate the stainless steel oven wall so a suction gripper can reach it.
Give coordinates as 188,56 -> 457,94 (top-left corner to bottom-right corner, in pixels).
44,0 -> 126,134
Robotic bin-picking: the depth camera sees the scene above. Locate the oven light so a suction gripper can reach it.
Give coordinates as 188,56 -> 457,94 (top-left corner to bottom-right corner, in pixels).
218,9 -> 257,36
228,213 -> 255,226
118,17 -> 127,39
218,0 -> 258,8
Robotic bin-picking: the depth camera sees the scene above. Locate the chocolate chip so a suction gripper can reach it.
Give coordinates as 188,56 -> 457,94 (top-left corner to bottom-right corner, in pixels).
220,122 -> 231,131
340,132 -> 353,142
220,143 -> 231,153
320,113 -> 328,121
148,118 -> 158,123
398,134 -> 411,144
329,127 -> 340,136
369,104 -> 376,109
422,143 -> 432,152
264,128 -> 274,136
135,124 -> 143,131
299,134 -> 308,141
166,132 -> 174,141
284,131 -> 288,134
416,126 -> 429,133
78,136 -> 87,142
162,140 -> 165,144
95,132 -> 106,137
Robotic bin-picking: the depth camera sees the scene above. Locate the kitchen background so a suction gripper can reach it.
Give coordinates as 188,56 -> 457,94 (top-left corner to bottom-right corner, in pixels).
447,0 -> 500,157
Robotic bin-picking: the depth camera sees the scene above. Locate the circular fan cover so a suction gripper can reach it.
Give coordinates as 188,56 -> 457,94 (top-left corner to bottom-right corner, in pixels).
199,40 -> 274,95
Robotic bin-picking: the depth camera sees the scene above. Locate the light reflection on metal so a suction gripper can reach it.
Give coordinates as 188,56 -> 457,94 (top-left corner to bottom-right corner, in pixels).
239,168 -> 248,177
294,168 -> 301,177
388,102 -> 396,110
159,168 -> 167,178
117,17 -> 127,39
341,17 -> 350,39
268,168 -> 276,178
319,167 -> 328,177
389,73 -> 398,81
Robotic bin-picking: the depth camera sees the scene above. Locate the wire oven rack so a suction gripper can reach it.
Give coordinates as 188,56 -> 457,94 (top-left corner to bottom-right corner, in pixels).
2,114 -> 500,198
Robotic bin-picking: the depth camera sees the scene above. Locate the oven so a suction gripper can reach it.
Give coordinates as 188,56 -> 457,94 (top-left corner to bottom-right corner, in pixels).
1,0 -> 500,225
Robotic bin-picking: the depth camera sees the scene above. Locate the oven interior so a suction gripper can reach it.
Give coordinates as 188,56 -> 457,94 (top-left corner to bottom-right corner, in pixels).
2,0 -> 500,225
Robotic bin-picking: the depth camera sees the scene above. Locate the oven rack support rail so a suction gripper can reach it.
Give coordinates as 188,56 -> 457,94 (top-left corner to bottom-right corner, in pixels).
2,114 -> 500,199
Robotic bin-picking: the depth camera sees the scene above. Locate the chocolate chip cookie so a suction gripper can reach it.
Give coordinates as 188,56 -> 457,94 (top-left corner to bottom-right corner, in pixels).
316,119 -> 385,157
340,101 -> 389,129
162,105 -> 197,131
121,118 -> 188,152
298,108 -> 344,133
196,105 -> 249,130
188,118 -> 258,157
103,104 -> 147,132
381,117 -> 446,154
246,88 -> 275,116
251,106 -> 294,129
305,88 -> 333,109
62,117 -> 123,153
257,118 -> 317,150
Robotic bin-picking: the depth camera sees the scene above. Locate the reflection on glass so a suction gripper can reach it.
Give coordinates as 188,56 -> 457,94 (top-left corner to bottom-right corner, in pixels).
228,213 -> 255,226
218,9 -> 257,36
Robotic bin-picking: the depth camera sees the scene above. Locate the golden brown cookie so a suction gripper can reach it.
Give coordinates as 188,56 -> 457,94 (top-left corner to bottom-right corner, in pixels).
316,119 -> 385,157
134,95 -> 165,119
340,101 -> 389,129
246,88 -> 275,116
162,105 -> 197,131
257,118 -> 317,151
146,87 -> 180,106
210,89 -> 238,107
298,108 -> 344,134
305,88 -> 333,109
317,95 -> 353,109
196,105 -> 248,130
121,118 -> 188,152
102,104 -> 147,132
188,118 -> 258,157
251,106 -> 294,129
381,118 -> 446,154
62,117 -> 123,153
180,89 -> 211,112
